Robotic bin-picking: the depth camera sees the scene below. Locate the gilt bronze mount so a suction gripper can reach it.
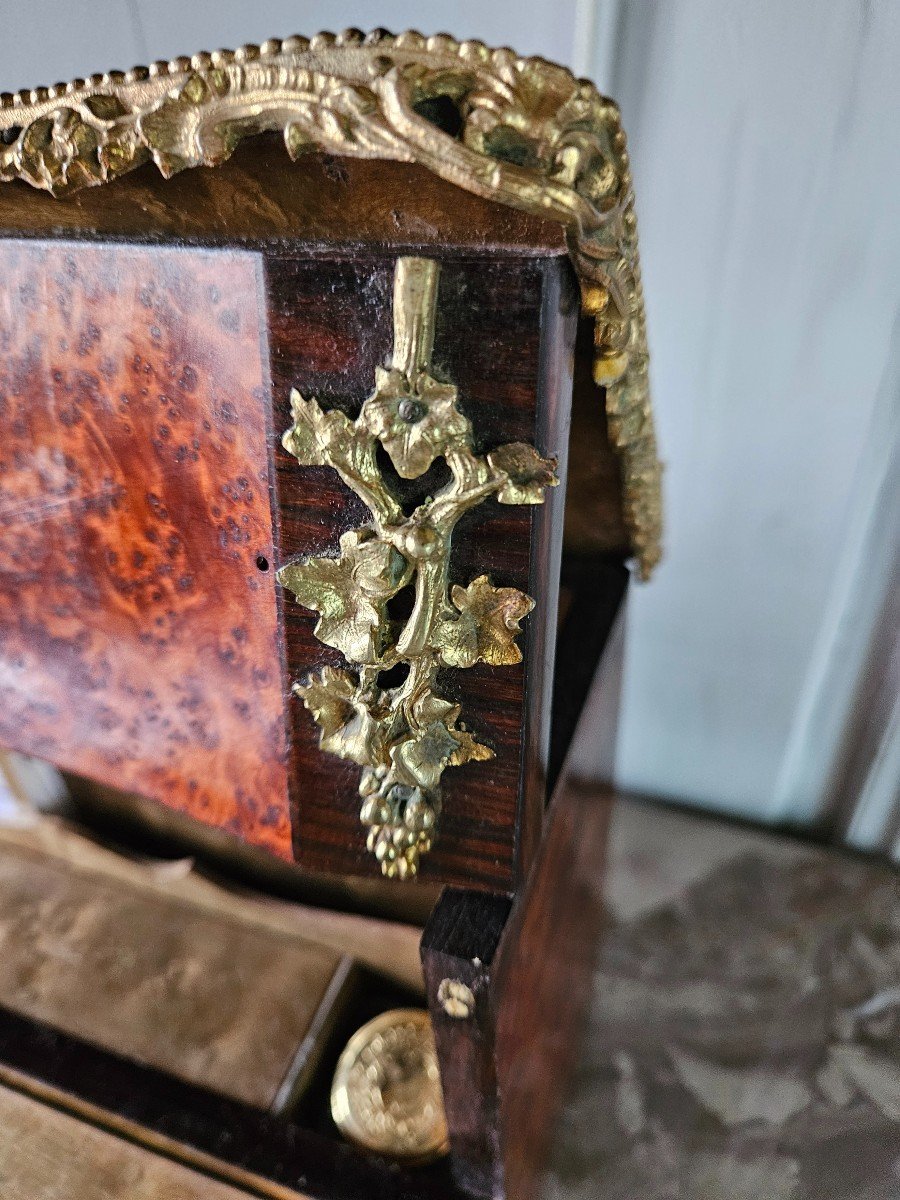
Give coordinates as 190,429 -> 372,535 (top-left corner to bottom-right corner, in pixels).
0,28 -> 660,576
279,257 -> 556,877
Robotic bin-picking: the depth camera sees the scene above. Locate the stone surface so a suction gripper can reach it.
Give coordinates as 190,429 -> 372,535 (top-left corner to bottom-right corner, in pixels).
542,799 -> 900,1200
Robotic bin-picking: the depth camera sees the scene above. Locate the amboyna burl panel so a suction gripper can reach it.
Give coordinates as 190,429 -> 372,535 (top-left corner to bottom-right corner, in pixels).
0,240 -> 291,857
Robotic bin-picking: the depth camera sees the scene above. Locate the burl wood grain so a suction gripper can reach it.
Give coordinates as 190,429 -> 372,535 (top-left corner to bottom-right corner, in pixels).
269,252 -> 576,889
0,240 -> 291,857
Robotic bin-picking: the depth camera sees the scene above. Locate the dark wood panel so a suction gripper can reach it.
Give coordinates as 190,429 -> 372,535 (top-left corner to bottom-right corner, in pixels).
0,139 -> 568,258
491,574 -> 629,1196
421,568 -> 627,1196
549,555 -> 630,790
563,318 -> 631,556
421,889 -> 512,1198
268,252 -> 576,890
493,782 -> 614,1200
0,240 -> 292,858
421,782 -> 615,1199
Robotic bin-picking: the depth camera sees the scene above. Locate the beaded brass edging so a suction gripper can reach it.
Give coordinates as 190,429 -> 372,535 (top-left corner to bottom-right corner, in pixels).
0,29 -> 661,576
279,257 -> 557,877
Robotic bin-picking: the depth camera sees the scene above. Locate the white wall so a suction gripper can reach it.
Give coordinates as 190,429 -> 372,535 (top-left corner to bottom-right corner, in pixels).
2,2 -> 896,843
0,2 -> 578,94
605,1 -> 900,836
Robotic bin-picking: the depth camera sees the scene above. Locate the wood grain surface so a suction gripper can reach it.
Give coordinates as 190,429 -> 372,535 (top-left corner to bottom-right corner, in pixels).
494,782 -> 613,1200
0,239 -> 291,858
0,139 -> 569,257
421,889 -> 512,1198
420,782 -> 615,1200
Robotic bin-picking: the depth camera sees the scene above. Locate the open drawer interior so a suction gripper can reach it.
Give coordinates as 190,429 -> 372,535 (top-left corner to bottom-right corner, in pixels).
0,763 -> 462,1199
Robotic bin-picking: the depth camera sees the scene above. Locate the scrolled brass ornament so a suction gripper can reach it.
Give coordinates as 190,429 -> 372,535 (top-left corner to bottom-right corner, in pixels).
0,29 -> 660,576
278,256 -> 556,877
